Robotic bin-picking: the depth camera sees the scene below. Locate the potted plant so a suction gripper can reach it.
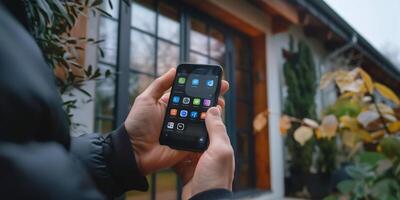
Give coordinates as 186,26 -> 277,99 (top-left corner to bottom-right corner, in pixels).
281,68 -> 400,198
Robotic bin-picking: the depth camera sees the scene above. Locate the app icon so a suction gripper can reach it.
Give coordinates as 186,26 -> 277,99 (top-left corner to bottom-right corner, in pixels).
182,97 -> 190,104
191,78 -> 199,86
190,111 -> 198,119
180,110 -> 188,117
206,80 -> 214,87
203,99 -> 211,107
172,96 -> 180,104
200,112 -> 206,120
178,77 -> 186,84
167,122 -> 174,129
193,98 -> 201,105
170,109 -> 177,116
177,123 -> 185,130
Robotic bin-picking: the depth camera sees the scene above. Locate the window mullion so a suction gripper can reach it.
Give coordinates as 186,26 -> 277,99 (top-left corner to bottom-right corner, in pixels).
114,0 -> 132,127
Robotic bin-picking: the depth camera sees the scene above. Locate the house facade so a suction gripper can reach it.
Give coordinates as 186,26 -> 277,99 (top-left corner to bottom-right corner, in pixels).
71,0 -> 400,199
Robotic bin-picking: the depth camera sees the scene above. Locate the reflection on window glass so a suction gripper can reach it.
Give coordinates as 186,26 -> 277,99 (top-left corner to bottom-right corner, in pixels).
101,0 -> 119,19
157,41 -> 179,76
130,30 -> 155,74
99,17 -> 118,65
95,64 -> 115,117
129,73 -> 154,103
156,171 -> 178,200
95,119 -> 114,133
190,18 -> 208,54
131,0 -> 156,33
189,52 -> 208,64
158,3 -> 180,43
210,28 -> 225,61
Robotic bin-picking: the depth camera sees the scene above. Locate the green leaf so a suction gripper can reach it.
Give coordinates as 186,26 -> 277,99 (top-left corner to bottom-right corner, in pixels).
345,164 -> 373,180
91,0 -> 103,7
76,87 -> 92,97
96,8 -> 112,18
98,47 -> 105,58
371,179 -> 400,199
105,69 -> 112,77
358,152 -> 386,167
337,180 -> 355,194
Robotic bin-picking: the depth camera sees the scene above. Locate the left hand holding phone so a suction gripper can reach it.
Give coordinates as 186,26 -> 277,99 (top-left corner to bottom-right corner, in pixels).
124,68 -> 229,176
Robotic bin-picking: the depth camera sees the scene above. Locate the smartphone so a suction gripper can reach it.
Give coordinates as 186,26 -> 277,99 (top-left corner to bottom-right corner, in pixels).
159,63 -> 223,152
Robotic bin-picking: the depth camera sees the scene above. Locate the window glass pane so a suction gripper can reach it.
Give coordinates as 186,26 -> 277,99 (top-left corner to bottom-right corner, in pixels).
158,3 -> 180,43
101,0 -> 119,19
209,28 -> 225,62
157,41 -> 179,76
95,64 -> 115,117
156,171 -> 178,199
131,0 -> 156,33
189,52 -> 208,64
95,119 -> 114,133
129,73 -> 154,103
98,17 -> 118,65
130,30 -> 155,74
233,35 -> 248,71
236,101 -> 251,129
190,18 -> 208,54
235,69 -> 250,100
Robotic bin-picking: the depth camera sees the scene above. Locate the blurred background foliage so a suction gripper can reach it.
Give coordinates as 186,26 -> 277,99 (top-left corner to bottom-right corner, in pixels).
23,0 -> 113,126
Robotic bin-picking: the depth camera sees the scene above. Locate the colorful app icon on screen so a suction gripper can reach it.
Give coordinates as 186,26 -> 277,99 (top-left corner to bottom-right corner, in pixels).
172,96 -> 180,104
200,112 -> 206,120
191,78 -> 199,86
178,77 -> 186,84
180,110 -> 188,117
203,99 -> 211,107
193,98 -> 201,105
182,97 -> 190,104
190,111 -> 198,119
177,123 -> 185,130
167,122 -> 174,129
170,109 -> 177,116
206,80 -> 214,87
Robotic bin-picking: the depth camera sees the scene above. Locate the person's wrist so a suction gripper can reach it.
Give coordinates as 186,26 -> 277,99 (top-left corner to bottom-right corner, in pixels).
124,122 -> 147,176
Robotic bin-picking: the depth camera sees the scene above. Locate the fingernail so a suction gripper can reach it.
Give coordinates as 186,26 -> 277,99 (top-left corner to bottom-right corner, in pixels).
216,105 -> 222,112
209,107 -> 220,116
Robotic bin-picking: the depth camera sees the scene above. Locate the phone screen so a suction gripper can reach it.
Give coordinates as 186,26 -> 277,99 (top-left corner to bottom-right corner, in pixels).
160,64 -> 223,152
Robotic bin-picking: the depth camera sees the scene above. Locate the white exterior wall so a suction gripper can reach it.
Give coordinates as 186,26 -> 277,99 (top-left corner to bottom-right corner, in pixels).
67,13 -> 99,135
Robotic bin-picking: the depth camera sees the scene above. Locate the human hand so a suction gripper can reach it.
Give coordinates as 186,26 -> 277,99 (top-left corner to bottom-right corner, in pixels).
124,68 -> 229,175
175,106 -> 235,200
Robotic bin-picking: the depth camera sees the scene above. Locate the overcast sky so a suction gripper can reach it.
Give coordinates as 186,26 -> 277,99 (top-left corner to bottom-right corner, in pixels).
324,0 -> 400,69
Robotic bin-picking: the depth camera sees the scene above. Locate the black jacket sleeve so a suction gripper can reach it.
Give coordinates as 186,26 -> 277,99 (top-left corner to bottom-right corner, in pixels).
189,189 -> 233,200
70,125 -> 148,198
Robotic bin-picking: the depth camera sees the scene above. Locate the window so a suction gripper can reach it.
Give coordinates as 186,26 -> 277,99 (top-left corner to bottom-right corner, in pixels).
95,0 -> 255,198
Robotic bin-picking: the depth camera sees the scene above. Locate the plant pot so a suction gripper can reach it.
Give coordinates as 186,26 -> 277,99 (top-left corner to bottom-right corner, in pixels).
285,167 -> 307,195
306,173 -> 331,199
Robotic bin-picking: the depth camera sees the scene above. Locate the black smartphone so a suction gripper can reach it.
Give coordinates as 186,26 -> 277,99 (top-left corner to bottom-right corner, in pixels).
159,63 -> 223,152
